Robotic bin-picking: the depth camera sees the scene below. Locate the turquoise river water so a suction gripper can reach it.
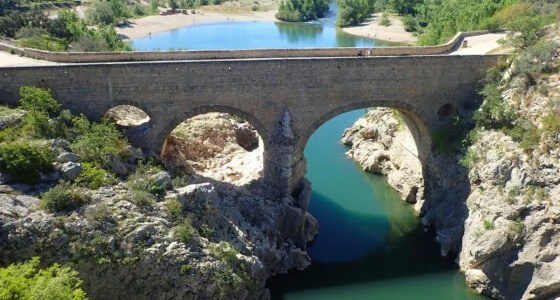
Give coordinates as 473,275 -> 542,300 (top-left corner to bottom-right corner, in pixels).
133,11 -> 488,300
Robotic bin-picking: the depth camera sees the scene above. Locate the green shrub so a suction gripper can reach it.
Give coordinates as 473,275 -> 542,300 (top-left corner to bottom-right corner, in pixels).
75,162 -> 117,189
200,223 -> 215,238
180,264 -> 192,275
509,218 -> 525,237
483,219 -> 495,230
209,241 -> 239,264
84,203 -> 112,223
431,116 -> 466,154
505,118 -> 539,149
402,14 -> 417,32
0,143 -> 52,184
0,257 -> 87,300
70,116 -> 128,168
130,190 -> 156,208
379,13 -> 391,26
41,181 -> 90,212
175,219 -> 196,244
166,199 -> 183,221
18,86 -> 60,117
127,162 -> 167,199
473,83 -> 517,130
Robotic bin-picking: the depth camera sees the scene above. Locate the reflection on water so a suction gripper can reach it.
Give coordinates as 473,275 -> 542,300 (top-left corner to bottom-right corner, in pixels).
276,22 -> 323,44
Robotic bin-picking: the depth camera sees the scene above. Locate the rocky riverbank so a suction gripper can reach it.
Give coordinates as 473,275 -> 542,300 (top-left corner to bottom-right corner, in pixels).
341,26 -> 560,299
0,111 -> 318,299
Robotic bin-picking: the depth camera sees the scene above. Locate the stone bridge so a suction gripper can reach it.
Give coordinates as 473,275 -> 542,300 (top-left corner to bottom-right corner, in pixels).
0,51 -> 507,196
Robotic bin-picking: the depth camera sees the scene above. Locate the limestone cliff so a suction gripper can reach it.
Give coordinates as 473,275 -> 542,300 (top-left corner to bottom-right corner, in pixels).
341,27 -> 560,300
0,112 -> 317,300
459,28 -> 560,300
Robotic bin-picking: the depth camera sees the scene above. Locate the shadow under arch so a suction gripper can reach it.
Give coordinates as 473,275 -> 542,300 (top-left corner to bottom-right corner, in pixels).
157,104 -> 270,157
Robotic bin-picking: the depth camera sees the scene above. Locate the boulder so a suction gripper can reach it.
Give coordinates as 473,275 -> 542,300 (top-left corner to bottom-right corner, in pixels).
59,162 -> 83,181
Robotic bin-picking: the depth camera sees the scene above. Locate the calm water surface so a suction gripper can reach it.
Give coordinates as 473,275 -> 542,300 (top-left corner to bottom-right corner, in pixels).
267,110 -> 487,300
132,8 -> 387,50
135,13 -> 487,300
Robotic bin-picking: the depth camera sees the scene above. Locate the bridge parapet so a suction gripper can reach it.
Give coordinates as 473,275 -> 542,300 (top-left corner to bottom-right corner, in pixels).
0,31 -> 497,64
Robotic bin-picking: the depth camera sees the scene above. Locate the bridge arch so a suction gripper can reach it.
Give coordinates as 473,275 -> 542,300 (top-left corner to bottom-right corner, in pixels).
155,105 -> 269,157
298,100 -> 432,162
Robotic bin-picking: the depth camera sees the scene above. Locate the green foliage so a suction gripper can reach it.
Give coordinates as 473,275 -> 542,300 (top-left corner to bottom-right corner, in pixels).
0,257 -> 87,300
509,217 -> 525,237
40,181 -> 90,212
75,163 -> 117,189
379,13 -> 391,26
70,116 -> 128,169
473,83 -> 517,130
410,0 -> 514,45
505,118 -> 539,150
336,0 -> 373,27
459,147 -> 478,169
166,199 -> 184,221
200,223 -> 215,238
18,86 -> 60,117
168,0 -> 179,9
175,219 -> 196,244
2,7 -> 131,52
483,219 -> 495,230
130,190 -> 157,208
209,241 -> 239,264
275,0 -> 329,22
0,143 -> 52,184
180,264 -> 192,275
84,203 -> 112,223
431,115 -> 466,154
513,40 -> 559,88
127,162 -> 168,199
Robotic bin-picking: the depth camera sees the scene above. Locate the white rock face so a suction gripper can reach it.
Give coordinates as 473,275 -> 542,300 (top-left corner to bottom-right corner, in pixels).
341,108 -> 425,209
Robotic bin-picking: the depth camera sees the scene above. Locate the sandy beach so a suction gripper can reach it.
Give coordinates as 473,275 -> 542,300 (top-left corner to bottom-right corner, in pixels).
116,7 -> 417,44
116,8 -> 278,40
342,13 -> 417,44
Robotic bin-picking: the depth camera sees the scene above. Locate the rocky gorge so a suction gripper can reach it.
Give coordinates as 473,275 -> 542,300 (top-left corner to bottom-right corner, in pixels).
0,108 -> 318,299
341,26 -> 560,299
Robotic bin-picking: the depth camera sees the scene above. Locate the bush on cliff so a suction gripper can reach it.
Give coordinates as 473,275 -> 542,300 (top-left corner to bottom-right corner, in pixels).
70,115 -> 129,169
0,256 -> 87,300
41,181 -> 90,212
0,143 -> 52,184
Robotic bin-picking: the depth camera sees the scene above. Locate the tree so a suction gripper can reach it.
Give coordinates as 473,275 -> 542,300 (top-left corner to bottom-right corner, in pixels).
0,257 -> 87,300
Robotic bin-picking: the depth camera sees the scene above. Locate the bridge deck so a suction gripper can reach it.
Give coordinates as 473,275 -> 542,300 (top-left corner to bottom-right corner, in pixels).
0,32 -> 508,67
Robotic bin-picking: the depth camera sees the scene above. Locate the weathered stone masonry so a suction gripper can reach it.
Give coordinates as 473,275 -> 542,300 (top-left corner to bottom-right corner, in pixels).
0,54 -> 505,196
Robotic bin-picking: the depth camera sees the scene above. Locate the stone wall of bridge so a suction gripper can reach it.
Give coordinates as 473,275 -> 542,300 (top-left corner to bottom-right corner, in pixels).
0,31 -> 493,63
0,54 -> 505,195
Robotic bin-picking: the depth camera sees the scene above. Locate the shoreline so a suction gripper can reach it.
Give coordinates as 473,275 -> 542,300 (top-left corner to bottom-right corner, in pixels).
116,8 -> 278,41
116,8 -> 417,44
342,13 -> 417,45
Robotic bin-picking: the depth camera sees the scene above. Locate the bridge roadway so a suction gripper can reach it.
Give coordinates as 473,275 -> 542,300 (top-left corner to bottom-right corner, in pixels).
0,32 -> 509,197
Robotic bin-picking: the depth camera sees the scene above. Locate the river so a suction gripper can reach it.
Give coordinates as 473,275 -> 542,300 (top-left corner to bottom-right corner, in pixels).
132,11 -> 487,300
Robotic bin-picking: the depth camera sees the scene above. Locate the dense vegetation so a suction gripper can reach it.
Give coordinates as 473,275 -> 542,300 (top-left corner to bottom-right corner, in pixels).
275,0 -> 329,22
0,0 -> 157,51
0,257 -> 87,300
0,86 -> 129,208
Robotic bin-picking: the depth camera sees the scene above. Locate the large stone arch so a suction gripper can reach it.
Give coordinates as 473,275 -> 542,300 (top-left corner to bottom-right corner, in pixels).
298,100 -> 432,161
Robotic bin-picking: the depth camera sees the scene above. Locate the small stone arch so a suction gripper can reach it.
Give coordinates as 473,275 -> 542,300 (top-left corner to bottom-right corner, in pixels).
104,105 -> 153,147
436,103 -> 458,123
